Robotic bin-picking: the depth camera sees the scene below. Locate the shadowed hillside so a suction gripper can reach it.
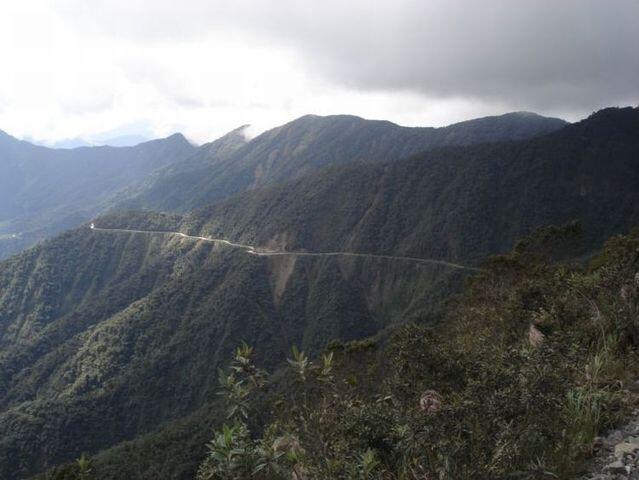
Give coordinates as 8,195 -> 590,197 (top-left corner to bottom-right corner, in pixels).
183,107 -> 638,264
114,112 -> 567,213
0,132 -> 196,259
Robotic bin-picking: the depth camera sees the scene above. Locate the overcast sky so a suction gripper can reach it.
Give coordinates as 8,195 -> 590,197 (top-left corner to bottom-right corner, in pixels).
1,0 -> 637,145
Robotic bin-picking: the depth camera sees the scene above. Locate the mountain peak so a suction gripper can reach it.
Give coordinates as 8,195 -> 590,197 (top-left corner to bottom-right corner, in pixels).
448,110 -> 567,127
505,111 -> 568,124
504,111 -> 545,118
165,132 -> 190,144
228,124 -> 253,140
266,114 -> 397,139
133,132 -> 194,149
0,129 -> 17,142
585,106 -> 639,122
199,125 -> 250,159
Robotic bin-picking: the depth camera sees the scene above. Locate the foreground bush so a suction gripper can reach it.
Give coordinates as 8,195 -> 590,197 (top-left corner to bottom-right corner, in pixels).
198,227 -> 639,479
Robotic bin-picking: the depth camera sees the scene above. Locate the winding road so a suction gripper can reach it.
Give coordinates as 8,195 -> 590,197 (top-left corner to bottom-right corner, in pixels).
89,223 -> 480,272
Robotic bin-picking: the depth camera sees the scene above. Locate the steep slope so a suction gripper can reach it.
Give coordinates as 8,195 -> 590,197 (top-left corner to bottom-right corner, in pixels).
38,222 -> 639,480
0,215 -> 461,479
183,107 -> 638,264
189,227 -> 639,480
3,108 -> 634,479
0,131 -> 196,259
117,112 -> 566,212
110,125 -> 249,212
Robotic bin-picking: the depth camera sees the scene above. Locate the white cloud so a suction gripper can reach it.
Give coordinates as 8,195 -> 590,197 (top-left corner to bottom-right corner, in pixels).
0,0 -> 636,145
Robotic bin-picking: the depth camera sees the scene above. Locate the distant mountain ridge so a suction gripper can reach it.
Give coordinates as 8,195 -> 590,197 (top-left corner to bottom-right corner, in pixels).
0,132 -> 196,259
114,111 -> 567,213
40,134 -> 153,149
182,107 -> 637,264
0,111 -> 566,260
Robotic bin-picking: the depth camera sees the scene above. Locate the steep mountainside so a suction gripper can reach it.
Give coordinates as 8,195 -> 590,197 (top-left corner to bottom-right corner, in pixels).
0,215 -> 463,479
109,125 -> 249,213
188,226 -> 639,480
0,132 -> 196,259
1,108 -> 634,479
116,112 -> 566,213
183,107 -> 638,264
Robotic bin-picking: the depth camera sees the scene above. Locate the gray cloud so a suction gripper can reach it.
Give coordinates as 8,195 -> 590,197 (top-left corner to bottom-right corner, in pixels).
55,0 -> 639,116
242,0 -> 639,112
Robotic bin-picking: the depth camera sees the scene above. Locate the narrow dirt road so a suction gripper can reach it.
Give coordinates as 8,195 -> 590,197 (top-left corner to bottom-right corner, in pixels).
89,224 -> 480,271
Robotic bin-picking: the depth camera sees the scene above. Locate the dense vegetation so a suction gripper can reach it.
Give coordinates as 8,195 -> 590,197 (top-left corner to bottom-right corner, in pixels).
183,107 -> 639,265
0,111 -> 564,260
191,225 -> 639,479
0,212 -> 461,480
0,131 -> 195,259
41,225 -> 639,479
0,106 -> 635,478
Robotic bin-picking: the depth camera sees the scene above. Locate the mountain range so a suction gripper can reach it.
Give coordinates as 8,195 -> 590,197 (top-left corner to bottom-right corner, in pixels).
113,111 -> 567,213
40,134 -> 152,149
0,111 -> 566,261
0,107 -> 637,479
0,132 -> 195,259
182,107 -> 638,263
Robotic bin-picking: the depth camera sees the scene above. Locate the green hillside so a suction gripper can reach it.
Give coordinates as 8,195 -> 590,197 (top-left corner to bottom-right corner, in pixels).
0,107 -> 635,479
36,224 -> 639,480
187,225 -> 639,479
183,107 -> 639,264
0,216 -> 462,479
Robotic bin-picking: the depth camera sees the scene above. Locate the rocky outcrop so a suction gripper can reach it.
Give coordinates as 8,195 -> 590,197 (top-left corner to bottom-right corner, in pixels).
580,408 -> 639,479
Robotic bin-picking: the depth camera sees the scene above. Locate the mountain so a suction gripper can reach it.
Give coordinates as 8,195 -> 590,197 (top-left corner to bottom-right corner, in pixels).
115,112 -> 567,213
188,225 -> 639,480
0,216 -> 462,479
46,134 -> 152,149
45,134 -> 151,149
110,125 -> 250,212
0,132 -> 196,259
182,107 -> 638,264
0,107 -> 633,479
0,111 -> 563,261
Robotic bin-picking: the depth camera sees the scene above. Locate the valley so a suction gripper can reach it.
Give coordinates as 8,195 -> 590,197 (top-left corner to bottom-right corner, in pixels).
0,106 -> 636,479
